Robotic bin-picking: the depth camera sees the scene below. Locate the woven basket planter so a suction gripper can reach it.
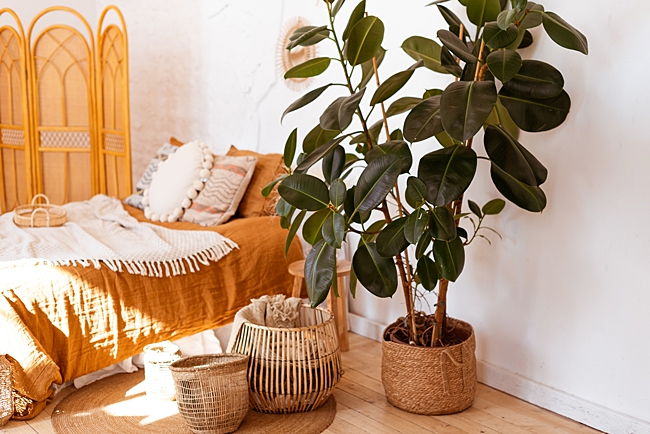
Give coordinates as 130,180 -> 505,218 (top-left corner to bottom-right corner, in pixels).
230,305 -> 342,414
0,356 -> 12,426
170,354 -> 249,434
382,317 -> 477,415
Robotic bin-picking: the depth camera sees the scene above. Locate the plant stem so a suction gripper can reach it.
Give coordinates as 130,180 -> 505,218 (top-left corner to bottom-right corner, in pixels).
431,278 -> 449,346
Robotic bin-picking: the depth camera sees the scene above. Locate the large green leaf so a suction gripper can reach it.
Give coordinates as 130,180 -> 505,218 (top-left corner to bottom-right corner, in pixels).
376,217 -> 409,258
499,88 -> 571,132
404,208 -> 428,244
402,36 -> 448,74
403,96 -> 443,143
433,237 -> 465,282
323,146 -> 346,185
282,85 -> 332,123
483,198 -> 506,214
429,206 -> 457,241
365,140 -> 412,173
386,97 -> 422,117
486,49 -> 521,83
320,88 -> 366,131
484,98 -> 519,139
296,136 -> 347,172
415,230 -> 432,259
417,256 -> 439,291
497,9 -> 517,30
359,46 -> 386,89
467,0 -> 501,27
351,119 -> 383,147
285,209 -> 307,257
437,30 -> 476,64
490,163 -> 546,212
501,60 -> 564,99
440,81 -> 497,141
346,16 -> 385,66
329,178 -> 347,207
276,197 -> 291,217
262,175 -> 285,198
418,144 -> 477,206
437,5 -> 465,35
441,46 -> 463,76
286,25 -> 329,50
518,2 -> 544,29
542,11 -> 588,55
331,0 -> 346,16
484,125 -> 547,186
302,209 -> 332,245
405,176 -> 428,208
482,22 -> 519,49
283,128 -> 297,168
343,0 -> 366,41
278,174 -> 330,211
361,219 -> 387,243
284,57 -> 331,79
344,186 -> 371,224
303,124 -> 340,153
370,68 -> 417,106
354,154 -> 401,214
323,212 -> 346,248
305,239 -> 336,307
353,242 -> 398,297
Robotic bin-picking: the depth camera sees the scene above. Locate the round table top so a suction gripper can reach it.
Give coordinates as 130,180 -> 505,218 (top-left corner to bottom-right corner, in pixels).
288,259 -> 351,278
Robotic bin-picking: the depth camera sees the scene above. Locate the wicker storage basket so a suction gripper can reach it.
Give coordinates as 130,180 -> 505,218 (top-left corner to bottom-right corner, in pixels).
13,194 -> 67,228
143,341 -> 181,401
170,354 -> 249,434
0,355 -> 13,426
230,305 -> 342,414
382,317 -> 477,415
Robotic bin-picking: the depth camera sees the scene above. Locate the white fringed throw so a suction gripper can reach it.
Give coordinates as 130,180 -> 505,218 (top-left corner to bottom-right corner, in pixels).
0,194 -> 238,277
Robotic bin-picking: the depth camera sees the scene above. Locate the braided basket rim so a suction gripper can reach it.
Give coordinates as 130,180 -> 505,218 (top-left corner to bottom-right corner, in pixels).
238,305 -> 334,333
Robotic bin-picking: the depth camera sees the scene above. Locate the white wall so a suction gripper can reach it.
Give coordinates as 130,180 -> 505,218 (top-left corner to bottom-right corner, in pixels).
5,0 -> 649,431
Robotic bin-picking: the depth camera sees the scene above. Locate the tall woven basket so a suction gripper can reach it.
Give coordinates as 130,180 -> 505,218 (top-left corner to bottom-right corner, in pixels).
230,305 -> 342,414
0,355 -> 13,426
382,318 -> 477,415
170,354 -> 249,434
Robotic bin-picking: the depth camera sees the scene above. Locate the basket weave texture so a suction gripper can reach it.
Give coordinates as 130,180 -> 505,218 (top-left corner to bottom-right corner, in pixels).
382,318 -> 477,415
230,305 -> 342,414
0,355 -> 13,426
13,194 -> 67,228
170,354 -> 249,434
143,341 -> 181,401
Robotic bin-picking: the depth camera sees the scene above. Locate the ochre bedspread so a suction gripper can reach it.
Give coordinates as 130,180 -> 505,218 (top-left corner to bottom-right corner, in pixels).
1,207 -> 303,419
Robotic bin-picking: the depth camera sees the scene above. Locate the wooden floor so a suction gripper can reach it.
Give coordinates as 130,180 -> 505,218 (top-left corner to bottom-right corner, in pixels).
2,333 -> 602,434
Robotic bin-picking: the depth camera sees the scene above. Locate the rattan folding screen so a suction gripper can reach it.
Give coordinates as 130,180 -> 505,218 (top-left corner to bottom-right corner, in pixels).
0,6 -> 131,212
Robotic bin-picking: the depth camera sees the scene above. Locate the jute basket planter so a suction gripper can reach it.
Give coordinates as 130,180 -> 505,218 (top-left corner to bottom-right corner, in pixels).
381,317 -> 477,415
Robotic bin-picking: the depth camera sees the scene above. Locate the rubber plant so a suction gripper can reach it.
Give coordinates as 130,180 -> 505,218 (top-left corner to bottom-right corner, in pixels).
267,0 -> 587,347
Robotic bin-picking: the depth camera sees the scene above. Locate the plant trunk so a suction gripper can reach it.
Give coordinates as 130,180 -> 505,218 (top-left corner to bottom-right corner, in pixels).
431,278 -> 448,346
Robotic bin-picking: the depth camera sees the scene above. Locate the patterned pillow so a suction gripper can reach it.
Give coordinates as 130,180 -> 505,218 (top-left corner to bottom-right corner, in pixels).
124,143 -> 178,209
182,155 -> 258,226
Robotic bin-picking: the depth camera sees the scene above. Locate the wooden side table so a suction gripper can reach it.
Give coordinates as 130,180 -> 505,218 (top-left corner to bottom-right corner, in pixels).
288,259 -> 351,352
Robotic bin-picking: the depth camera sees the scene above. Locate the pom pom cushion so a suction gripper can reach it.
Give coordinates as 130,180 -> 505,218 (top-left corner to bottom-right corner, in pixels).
124,142 -> 178,209
182,155 -> 258,226
144,141 -> 213,223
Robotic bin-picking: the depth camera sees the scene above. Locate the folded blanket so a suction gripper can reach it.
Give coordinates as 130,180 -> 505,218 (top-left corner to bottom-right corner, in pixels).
0,194 -> 237,276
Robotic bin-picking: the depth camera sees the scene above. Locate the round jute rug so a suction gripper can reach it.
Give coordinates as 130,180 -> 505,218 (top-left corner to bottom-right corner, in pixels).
52,371 -> 336,434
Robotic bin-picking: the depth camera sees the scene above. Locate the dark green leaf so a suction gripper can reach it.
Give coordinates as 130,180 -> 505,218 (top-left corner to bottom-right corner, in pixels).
262,176 -> 285,197
429,206 -> 457,241
323,146 -> 346,185
322,212 -> 346,248
486,49 -> 522,83
418,144 -> 477,206
276,197 -> 291,217
437,5 -> 465,35
303,124 -> 340,154
517,2 -> 543,29
351,119 -> 383,146
490,163 -> 546,211
386,97 -> 422,117
402,36 -> 448,74
484,98 -> 519,139
354,154 -> 401,213
283,128 -> 297,167
343,0 -> 366,41
467,0 -> 501,27
405,176 -> 428,208
482,22 -> 519,49
361,219 -> 386,243
305,239 -> 336,307
519,30 -> 533,48
404,208 -> 428,244
457,226 -> 468,240
353,242 -> 397,297
502,60 -> 564,99
390,129 -> 403,141
346,16 -> 385,66
437,30 -> 476,64
370,69 -> 417,106
441,47 -> 462,76
484,125 -> 547,186
417,256 -> 439,291
512,0 -> 528,10
344,186 -> 371,224
404,96 -> 443,143
278,174 -> 330,211
282,85 -> 332,123
435,130 -> 458,147
350,266 -> 358,297
284,57 -> 331,79
542,11 -> 588,55
359,47 -> 386,89
423,89 -> 444,99
482,198 -> 506,214
329,178 -> 347,207
320,88 -> 366,131
285,210 -> 307,257
497,9 -> 517,30
376,217 -> 409,258
433,237 -> 465,281
415,230 -> 432,259
332,0 -> 346,16
365,140 -> 412,173
302,209 -> 332,245
499,88 -> 571,132
286,25 -> 329,50
468,200 -> 482,217
296,135 -> 347,172
440,81 -> 498,141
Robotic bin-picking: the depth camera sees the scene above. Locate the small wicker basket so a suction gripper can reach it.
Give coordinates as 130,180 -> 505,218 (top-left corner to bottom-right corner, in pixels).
0,355 -> 13,426
13,194 -> 67,228
143,341 -> 181,401
230,305 -> 343,414
170,354 -> 249,434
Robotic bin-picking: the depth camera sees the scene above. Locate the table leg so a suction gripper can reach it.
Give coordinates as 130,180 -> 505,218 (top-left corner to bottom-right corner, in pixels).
292,276 -> 303,298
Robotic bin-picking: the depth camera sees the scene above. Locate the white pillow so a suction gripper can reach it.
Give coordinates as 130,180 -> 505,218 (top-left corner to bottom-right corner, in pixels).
143,140 -> 213,222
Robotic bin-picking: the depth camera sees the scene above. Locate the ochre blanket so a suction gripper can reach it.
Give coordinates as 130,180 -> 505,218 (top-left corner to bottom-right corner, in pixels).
1,207 -> 303,419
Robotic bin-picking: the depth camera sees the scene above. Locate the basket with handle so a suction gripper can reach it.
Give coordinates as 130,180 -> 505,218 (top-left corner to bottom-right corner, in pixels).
13,194 -> 67,228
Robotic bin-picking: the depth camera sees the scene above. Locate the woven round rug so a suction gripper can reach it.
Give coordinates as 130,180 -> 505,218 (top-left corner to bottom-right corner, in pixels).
52,371 -> 336,434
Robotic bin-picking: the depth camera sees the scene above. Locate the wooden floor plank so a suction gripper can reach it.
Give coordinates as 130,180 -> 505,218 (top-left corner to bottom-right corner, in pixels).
1,421 -> 37,434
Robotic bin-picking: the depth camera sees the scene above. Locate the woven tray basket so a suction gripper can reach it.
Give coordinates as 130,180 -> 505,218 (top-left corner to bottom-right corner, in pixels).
170,354 -> 249,434
230,305 -> 342,414
382,317 -> 477,415
0,355 -> 12,426
13,194 -> 67,228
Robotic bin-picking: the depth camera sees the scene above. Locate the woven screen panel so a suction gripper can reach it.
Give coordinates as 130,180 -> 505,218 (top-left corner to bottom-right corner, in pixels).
1,148 -> 28,211
41,152 -> 92,204
101,27 -> 124,132
0,29 -> 23,127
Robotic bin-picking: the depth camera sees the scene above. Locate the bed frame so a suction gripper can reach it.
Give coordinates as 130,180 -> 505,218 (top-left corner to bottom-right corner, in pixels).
0,6 -> 131,213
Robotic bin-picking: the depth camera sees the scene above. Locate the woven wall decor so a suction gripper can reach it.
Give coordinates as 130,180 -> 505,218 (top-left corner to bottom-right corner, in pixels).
276,17 -> 318,92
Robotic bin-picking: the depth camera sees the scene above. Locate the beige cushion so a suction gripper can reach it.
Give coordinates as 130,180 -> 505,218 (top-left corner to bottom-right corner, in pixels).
182,155 -> 258,226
